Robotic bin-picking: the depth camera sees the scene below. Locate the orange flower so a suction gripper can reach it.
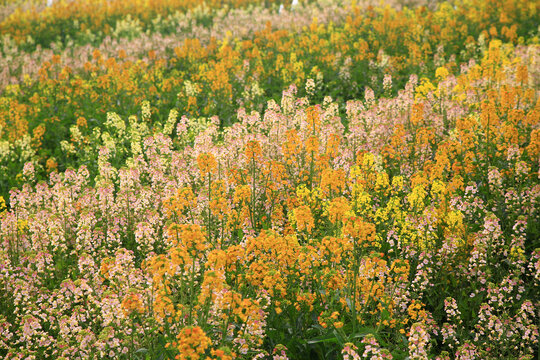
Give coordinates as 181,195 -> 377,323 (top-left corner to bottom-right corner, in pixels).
305,135 -> 320,154
175,326 -> 212,360
343,217 -> 376,245
326,197 -> 351,224
320,168 -> 346,195
197,152 -> 218,176
121,292 -> 144,317
76,116 -> 87,128
168,224 -> 208,255
245,140 -> 262,162
45,158 -> 58,173
306,106 -> 321,133
293,205 -> 315,233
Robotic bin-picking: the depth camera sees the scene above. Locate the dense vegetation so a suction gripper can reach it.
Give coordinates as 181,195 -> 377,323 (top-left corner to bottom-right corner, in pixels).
0,0 -> 538,359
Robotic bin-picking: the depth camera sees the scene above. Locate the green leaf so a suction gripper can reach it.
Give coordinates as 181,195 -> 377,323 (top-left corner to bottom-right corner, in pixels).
306,334 -> 339,345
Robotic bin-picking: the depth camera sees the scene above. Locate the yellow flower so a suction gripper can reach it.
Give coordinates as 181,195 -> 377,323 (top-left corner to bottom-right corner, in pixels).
374,172 -> 390,193
509,246 -> 525,261
431,180 -> 446,198
407,185 -> 427,210
17,219 -> 28,233
415,78 -> 436,99
359,152 -> 375,170
0,196 -> 5,215
391,176 -> 404,192
435,66 -> 449,80
141,100 -> 151,121
446,210 -> 464,230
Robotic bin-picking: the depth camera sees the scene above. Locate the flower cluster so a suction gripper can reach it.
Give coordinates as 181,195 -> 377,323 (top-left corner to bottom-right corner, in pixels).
0,0 -> 281,48
0,0 -> 539,359
0,0 -> 538,198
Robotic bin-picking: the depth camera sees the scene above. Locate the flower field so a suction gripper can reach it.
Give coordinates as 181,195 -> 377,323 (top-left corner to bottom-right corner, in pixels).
0,0 -> 539,359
